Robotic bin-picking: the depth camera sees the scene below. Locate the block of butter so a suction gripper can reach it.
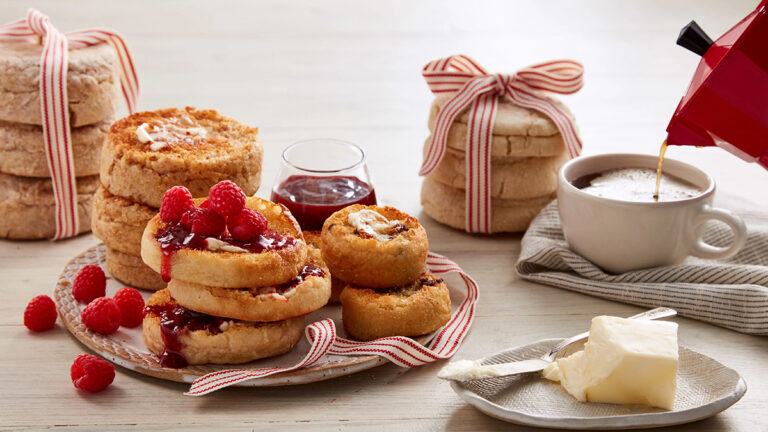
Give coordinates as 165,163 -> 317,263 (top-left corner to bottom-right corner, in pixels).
543,315 -> 679,410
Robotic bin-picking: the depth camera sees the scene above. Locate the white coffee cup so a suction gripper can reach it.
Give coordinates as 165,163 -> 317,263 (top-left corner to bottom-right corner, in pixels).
557,153 -> 747,274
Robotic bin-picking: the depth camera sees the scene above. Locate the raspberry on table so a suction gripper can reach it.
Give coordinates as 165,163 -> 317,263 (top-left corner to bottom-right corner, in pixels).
81,297 -> 122,335
228,208 -> 268,242
72,265 -> 106,303
113,287 -> 145,328
24,295 -> 57,332
208,180 -> 246,217
71,354 -> 115,393
160,186 -> 195,223
181,207 -> 226,237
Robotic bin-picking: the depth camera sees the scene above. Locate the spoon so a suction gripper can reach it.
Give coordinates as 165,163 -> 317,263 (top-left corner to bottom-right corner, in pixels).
438,307 -> 678,382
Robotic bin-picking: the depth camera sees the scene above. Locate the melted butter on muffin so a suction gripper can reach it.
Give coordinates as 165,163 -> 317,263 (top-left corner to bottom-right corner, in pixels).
348,209 -> 407,241
205,237 -> 248,253
135,117 -> 209,151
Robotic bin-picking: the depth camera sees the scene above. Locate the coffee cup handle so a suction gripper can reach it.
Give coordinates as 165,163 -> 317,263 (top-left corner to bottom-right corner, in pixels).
689,206 -> 747,260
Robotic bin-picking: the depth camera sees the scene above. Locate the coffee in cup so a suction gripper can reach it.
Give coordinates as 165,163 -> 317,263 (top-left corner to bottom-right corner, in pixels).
572,168 -> 703,202
557,153 -> 747,273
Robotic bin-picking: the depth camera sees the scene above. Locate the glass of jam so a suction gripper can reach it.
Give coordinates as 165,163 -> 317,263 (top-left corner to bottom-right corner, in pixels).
271,139 -> 377,231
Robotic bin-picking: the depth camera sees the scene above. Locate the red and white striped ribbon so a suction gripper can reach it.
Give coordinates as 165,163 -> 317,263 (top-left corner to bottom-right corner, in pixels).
186,252 -> 479,396
421,55 -> 584,233
0,9 -> 139,240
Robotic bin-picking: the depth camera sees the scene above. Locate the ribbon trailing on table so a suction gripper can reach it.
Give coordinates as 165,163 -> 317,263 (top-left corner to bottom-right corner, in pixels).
185,252 -> 479,395
420,54 -> 584,233
0,9 -> 139,240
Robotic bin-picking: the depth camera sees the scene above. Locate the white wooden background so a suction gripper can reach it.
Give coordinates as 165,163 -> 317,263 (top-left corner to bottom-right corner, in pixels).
1,1 -> 767,430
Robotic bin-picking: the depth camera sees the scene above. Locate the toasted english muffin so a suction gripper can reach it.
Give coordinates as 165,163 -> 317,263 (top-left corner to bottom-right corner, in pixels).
105,247 -> 166,291
142,289 -> 304,366
141,196 -> 308,288
100,107 -> 263,208
340,273 -> 451,341
92,184 -> 157,256
321,205 -> 428,288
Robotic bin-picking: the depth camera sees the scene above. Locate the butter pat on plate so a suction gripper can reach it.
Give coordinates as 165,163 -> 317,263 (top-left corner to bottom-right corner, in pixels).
543,315 -> 679,410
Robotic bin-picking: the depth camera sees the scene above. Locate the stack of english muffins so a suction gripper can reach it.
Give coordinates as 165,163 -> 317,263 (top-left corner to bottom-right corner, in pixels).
140,189 -> 330,367
91,107 -> 263,290
421,94 -> 574,233
320,205 -> 452,341
0,39 -> 120,239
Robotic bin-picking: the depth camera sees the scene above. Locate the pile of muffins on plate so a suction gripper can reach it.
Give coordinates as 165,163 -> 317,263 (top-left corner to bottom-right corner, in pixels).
140,181 -> 332,367
0,39 -> 120,239
41,102 -> 453,367
91,107 -> 263,290
318,205 -> 452,341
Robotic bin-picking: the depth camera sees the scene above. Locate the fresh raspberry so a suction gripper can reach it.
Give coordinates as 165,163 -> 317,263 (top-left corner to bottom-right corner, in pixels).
72,265 -> 106,303
207,180 -> 246,217
23,295 -> 57,332
198,199 -> 210,209
180,207 -> 225,237
113,288 -> 145,327
160,186 -> 195,223
228,208 -> 268,242
81,297 -> 122,335
70,354 -> 115,393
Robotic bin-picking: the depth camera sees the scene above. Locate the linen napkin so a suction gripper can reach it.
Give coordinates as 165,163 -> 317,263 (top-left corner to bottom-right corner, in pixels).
516,200 -> 768,335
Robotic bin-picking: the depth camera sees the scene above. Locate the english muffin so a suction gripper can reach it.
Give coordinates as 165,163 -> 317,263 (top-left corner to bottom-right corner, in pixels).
321,205 -> 428,288
142,289 -> 304,366
100,107 -> 263,208
421,175 -> 555,233
0,172 -> 97,239
105,247 -> 166,291
425,139 -> 568,200
0,119 -> 110,177
302,230 -> 344,303
340,273 -> 451,341
141,196 -> 308,288
428,93 -> 574,143
0,39 -> 119,127
168,246 -> 330,322
92,184 -> 157,256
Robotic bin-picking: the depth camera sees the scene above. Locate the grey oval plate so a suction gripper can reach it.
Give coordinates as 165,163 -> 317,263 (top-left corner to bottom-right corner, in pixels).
450,338 -> 746,430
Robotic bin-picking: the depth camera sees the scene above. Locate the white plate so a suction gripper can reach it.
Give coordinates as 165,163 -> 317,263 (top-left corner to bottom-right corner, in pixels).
449,339 -> 746,429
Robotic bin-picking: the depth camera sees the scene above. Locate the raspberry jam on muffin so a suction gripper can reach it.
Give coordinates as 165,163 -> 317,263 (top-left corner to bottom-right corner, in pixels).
141,182 -> 308,288
142,289 -> 304,368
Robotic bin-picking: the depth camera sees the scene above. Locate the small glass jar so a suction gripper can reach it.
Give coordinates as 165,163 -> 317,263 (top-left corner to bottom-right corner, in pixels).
271,139 -> 377,231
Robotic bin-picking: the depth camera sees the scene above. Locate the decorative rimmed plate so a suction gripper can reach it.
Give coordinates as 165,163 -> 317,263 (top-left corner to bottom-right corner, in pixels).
54,244 -> 433,386
450,338 -> 747,430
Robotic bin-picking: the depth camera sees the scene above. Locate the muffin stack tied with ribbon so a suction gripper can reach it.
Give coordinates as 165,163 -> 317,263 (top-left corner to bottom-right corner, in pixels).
92,108 -> 264,290
420,55 -> 584,233
0,9 -> 139,240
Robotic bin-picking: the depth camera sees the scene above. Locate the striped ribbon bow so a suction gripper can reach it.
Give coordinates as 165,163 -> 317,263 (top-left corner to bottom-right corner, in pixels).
186,252 -> 479,395
421,55 -> 584,233
0,9 -> 139,240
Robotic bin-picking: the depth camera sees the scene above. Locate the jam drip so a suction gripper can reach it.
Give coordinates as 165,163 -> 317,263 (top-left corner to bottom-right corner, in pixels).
144,302 -> 227,368
419,277 -> 443,287
277,265 -> 324,293
154,221 -> 297,282
271,175 -> 377,230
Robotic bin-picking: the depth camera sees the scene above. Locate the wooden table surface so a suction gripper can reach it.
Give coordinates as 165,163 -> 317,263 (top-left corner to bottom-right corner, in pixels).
2,1 -> 767,430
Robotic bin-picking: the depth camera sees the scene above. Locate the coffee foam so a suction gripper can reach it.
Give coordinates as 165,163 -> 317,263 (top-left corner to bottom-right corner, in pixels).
580,168 -> 702,202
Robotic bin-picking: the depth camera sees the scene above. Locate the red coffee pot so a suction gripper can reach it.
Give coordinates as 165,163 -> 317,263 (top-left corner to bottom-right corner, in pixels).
667,1 -> 768,169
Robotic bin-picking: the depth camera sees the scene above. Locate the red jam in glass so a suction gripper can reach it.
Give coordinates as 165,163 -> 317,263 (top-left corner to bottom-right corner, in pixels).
271,175 -> 377,230
154,221 -> 296,282
143,301 -> 229,369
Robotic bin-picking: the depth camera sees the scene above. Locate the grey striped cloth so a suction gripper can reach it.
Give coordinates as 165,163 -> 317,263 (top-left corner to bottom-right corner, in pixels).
516,200 -> 768,335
